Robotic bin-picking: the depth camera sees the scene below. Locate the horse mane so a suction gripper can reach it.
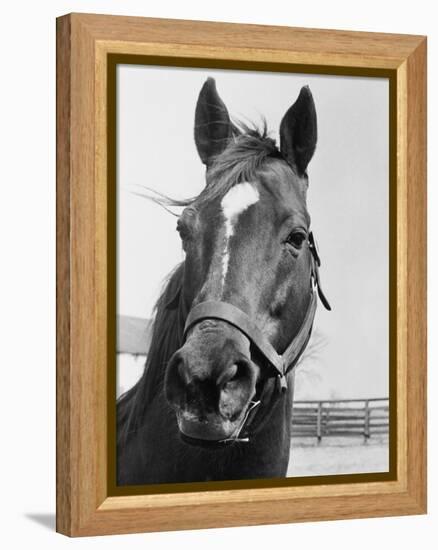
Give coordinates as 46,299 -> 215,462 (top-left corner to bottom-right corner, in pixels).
133,120 -> 285,213
117,262 -> 185,446
201,120 -> 284,202
117,121 -> 286,447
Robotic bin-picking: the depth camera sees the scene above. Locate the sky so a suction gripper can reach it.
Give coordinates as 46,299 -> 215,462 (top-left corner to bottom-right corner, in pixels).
117,64 -> 389,400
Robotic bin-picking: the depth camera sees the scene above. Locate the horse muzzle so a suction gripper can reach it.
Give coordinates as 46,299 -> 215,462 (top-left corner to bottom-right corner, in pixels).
164,320 -> 259,443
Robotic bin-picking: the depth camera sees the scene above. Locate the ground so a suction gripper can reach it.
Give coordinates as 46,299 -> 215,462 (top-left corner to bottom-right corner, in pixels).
287,435 -> 389,477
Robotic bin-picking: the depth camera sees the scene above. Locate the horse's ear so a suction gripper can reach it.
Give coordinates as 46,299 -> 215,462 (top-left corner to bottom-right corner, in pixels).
194,78 -> 233,166
280,86 -> 317,176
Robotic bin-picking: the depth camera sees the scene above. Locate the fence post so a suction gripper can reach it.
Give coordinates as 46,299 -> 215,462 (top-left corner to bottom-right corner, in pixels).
316,402 -> 322,443
364,400 -> 370,442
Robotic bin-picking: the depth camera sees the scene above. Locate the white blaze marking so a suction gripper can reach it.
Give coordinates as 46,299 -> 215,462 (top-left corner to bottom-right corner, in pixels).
220,182 -> 259,290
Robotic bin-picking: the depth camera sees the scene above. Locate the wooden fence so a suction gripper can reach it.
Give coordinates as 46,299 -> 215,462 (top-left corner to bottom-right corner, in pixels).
291,398 -> 389,441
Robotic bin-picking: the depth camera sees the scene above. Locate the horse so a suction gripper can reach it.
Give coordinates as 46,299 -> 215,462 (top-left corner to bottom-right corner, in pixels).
117,77 -> 330,485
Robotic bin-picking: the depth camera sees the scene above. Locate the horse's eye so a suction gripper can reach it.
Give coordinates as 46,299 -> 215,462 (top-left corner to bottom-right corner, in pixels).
286,231 -> 307,249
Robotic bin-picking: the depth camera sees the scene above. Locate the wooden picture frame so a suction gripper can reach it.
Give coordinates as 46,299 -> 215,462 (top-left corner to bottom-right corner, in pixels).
56,13 -> 427,536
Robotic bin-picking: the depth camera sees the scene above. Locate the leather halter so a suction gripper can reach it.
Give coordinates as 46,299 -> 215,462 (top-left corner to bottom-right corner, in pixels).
183,232 -> 330,393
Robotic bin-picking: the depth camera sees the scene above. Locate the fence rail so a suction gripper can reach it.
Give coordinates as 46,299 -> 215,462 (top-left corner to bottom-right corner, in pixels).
291,398 -> 389,441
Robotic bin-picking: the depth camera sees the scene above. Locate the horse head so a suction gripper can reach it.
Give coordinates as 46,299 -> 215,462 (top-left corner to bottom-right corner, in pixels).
165,78 -> 326,445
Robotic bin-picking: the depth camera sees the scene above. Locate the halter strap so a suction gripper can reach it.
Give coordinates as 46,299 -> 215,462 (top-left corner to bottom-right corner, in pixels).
183,292 -> 317,391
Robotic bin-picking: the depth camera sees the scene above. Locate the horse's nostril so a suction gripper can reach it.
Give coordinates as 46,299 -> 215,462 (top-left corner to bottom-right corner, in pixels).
229,361 -> 250,384
217,359 -> 251,388
165,351 -> 187,407
217,363 -> 237,387
217,358 -> 255,421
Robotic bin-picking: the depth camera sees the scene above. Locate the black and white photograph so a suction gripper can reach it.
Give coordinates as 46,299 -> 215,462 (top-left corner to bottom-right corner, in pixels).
115,64 -> 390,486
1,0 -> 433,543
